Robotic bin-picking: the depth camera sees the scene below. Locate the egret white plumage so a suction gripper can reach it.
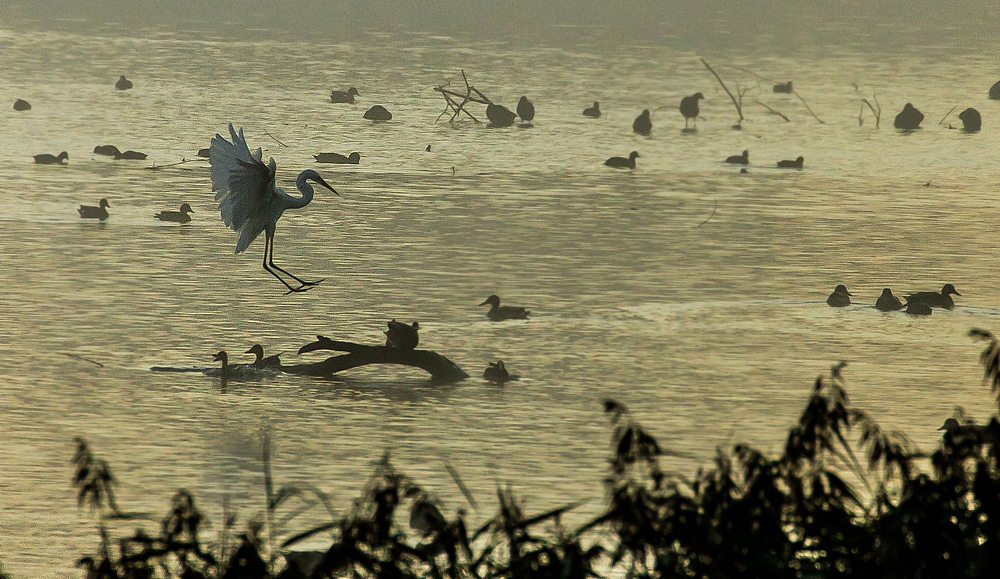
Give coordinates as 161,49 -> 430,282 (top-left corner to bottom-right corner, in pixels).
209,123 -> 340,293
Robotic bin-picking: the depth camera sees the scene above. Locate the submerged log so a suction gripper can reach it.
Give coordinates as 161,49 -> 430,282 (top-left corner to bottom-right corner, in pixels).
283,335 -> 469,383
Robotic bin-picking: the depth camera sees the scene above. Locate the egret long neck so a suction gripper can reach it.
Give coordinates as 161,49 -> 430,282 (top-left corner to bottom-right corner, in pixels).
290,171 -> 319,209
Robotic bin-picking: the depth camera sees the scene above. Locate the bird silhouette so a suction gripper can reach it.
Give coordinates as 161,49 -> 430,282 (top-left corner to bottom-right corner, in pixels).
583,101 -> 601,118
94,145 -> 121,157
479,295 -> 530,321
115,75 -> 133,90
79,199 -> 110,220
875,288 -> 904,312
605,151 -> 640,169
209,123 -> 340,293
905,284 -> 961,310
632,109 -> 652,135
725,150 -> 749,165
34,151 -> 68,165
246,344 -> 282,368
826,285 -> 852,307
314,152 -> 360,164
363,105 -> 392,121
384,320 -> 420,351
894,103 -> 924,130
483,360 -> 510,382
113,150 -> 147,160
679,92 -> 704,128
330,87 -> 360,103
777,156 -> 804,169
517,96 -> 535,123
155,203 -> 194,223
958,108 -> 981,132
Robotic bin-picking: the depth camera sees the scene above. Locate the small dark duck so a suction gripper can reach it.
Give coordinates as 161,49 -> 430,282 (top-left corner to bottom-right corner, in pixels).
34,151 -> 68,165
94,145 -> 121,157
583,101 -> 601,118
632,109 -> 652,135
384,320 -> 420,351
777,156 -> 804,169
154,203 -> 194,223
517,96 -> 535,123
363,105 -> 393,121
13,99 -> 31,111
826,285 -> 852,307
904,284 -> 961,310
115,75 -> 133,90
958,108 -> 981,132
114,150 -> 147,160
679,92 -> 704,128
605,151 -> 640,169
893,103 -> 924,130
246,344 -> 282,368
904,301 -> 933,316
483,361 -> 510,382
480,295 -> 530,321
314,152 -> 361,164
725,150 -> 749,165
773,81 -> 793,93
330,87 -> 360,103
875,288 -> 904,312
78,198 -> 110,220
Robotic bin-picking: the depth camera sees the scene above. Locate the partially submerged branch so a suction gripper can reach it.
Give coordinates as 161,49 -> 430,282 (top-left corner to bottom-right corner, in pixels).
859,91 -> 881,128
757,100 -> 790,122
284,335 -> 469,383
701,59 -> 744,126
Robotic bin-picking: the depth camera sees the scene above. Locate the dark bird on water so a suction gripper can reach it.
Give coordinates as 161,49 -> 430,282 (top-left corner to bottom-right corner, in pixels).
330,87 -> 360,103
34,151 -> 68,165
363,105 -> 392,121
958,108 -> 981,132
155,203 -> 194,223
827,285 -> 852,307
777,156 -> 804,169
517,96 -> 535,123
904,301 -> 932,316
679,92 -> 704,128
483,360 -> 510,382
725,150 -> 749,165
205,351 -> 274,380
875,288 -> 904,312
384,320 -> 420,351
632,109 -> 652,135
905,284 -> 961,310
94,145 -> 121,157
990,80 -> 1000,100
894,103 -> 924,130
209,123 -> 340,293
583,101 -> 601,118
480,295 -> 530,321
79,198 -> 110,220
605,151 -> 640,169
246,344 -> 282,368
115,75 -> 133,90
486,103 -> 516,127
773,81 -> 793,93
314,152 -> 361,164
114,150 -> 147,160
13,98 -> 31,111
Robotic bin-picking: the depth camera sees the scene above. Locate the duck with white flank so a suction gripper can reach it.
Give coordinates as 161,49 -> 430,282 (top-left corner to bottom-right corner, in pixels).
679,92 -> 704,129
246,344 -> 282,368
583,102 -> 601,118
34,151 -> 68,165
79,199 -> 110,220
330,87 -> 360,103
385,320 -> 419,351
480,295 -> 530,321
314,152 -> 361,164
605,151 -> 639,169
155,203 -> 194,223
905,284 -> 961,310
875,288 -> 904,312
826,285 -> 852,307
725,150 -> 749,165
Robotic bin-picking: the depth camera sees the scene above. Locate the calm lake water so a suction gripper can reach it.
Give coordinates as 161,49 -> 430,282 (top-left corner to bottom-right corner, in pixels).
2,12 -> 1000,577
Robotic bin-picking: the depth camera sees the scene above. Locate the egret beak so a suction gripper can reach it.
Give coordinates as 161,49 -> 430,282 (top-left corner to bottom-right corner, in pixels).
315,175 -> 340,196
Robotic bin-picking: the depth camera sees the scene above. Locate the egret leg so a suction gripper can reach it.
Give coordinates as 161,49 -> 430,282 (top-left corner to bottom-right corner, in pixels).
265,231 -> 324,291
261,232 -> 311,293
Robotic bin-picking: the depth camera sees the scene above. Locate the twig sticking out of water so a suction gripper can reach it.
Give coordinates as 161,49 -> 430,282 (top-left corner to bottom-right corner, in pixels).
792,90 -> 825,124
444,462 -> 479,510
698,200 -> 718,228
60,352 -> 104,367
757,101 -> 790,122
147,158 -> 198,170
434,70 -> 491,124
938,105 -> 958,126
859,91 -> 881,128
701,59 -> 745,126
262,128 -> 287,147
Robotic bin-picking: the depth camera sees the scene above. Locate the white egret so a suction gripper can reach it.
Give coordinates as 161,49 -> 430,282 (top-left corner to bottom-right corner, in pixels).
209,123 -> 339,293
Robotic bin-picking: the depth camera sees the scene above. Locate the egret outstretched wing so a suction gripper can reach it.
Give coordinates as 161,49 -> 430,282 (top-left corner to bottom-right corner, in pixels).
209,123 -> 277,253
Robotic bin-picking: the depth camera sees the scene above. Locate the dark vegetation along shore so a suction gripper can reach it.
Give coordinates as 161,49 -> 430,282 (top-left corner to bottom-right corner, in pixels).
0,328 -> 991,578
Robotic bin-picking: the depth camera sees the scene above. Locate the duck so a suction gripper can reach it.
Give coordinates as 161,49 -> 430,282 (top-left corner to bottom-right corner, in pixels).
583,101 -> 601,118
363,105 -> 392,121
93,145 -> 121,157
632,109 -> 652,135
34,151 -> 68,165
154,203 -> 194,223
246,344 -> 282,369
875,288 -> 904,312
777,156 -> 804,169
605,151 -> 640,169
826,285 -> 852,307
480,295 -> 530,321
958,108 -> 981,132
114,150 -> 147,160
893,103 -> 924,130
384,320 -> 420,351
516,96 -> 535,123
13,98 -> 31,111
486,103 -> 516,127
725,150 -> 749,165
904,284 -> 961,310
937,417 -> 988,438
204,351 -> 271,380
115,75 -> 133,90
679,92 -> 704,129
330,87 -> 360,103
483,361 -> 514,382
78,198 -> 110,220
314,152 -> 361,164
903,301 -> 933,316
773,81 -> 793,94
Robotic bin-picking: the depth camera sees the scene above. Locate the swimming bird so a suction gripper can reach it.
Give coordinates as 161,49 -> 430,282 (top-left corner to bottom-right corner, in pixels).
583,101 -> 601,118
94,145 -> 121,157
483,360 -> 510,382
958,108 -> 981,132
209,123 -> 340,293
777,156 -> 804,169
34,151 -> 68,165
204,351 -> 271,380
605,151 -> 640,169
314,152 -> 361,164
154,203 -> 194,223
363,105 -> 392,121
78,199 -> 110,220
991,81 -> 1000,100
384,320 -> 420,351
115,75 -> 133,90
517,96 -> 535,123
479,295 -> 530,321
904,301 -> 933,316
875,288 -> 904,312
894,103 -> 924,130
937,417 -> 988,438
773,81 -> 793,94
13,98 -> 31,111
725,150 -> 749,165
486,103 -> 516,127
632,109 -> 652,135
679,92 -> 704,128
826,285 -> 852,307
330,87 -> 360,103
114,150 -> 148,160
904,284 -> 961,310
246,344 -> 282,368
